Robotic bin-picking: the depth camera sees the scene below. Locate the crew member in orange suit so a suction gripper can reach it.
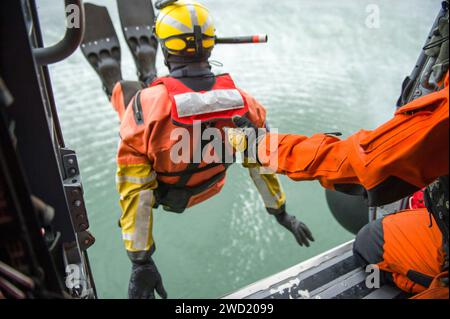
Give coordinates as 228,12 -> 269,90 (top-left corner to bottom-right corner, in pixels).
229,70 -> 449,298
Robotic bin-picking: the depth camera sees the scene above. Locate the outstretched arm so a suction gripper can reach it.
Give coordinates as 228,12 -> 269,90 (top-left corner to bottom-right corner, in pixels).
238,90 -> 314,246
256,75 -> 449,206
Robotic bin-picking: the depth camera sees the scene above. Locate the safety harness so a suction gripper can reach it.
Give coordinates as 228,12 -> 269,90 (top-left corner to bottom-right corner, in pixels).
146,74 -> 248,213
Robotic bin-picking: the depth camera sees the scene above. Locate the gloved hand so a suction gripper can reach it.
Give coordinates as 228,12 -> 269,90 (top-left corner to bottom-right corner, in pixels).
275,211 -> 315,247
228,115 -> 264,163
128,258 -> 167,299
232,115 -> 259,132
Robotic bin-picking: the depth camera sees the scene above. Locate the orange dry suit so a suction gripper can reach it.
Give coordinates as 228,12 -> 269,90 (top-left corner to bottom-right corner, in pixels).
112,73 -> 286,257
257,73 -> 449,296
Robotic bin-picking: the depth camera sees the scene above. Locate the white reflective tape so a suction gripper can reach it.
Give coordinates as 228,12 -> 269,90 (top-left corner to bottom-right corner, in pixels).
187,4 -> 199,27
116,172 -> 157,185
122,233 -> 133,241
174,89 -> 244,118
161,15 -> 192,33
202,15 -> 213,33
132,189 -> 154,251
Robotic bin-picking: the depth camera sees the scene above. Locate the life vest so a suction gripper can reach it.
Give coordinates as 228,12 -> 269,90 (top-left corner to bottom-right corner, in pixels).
151,74 -> 249,126
147,74 -> 249,213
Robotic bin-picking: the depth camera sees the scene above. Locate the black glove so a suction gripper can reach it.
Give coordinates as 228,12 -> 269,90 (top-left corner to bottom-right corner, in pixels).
231,115 -> 264,163
232,115 -> 258,131
275,211 -> 315,247
128,258 -> 167,299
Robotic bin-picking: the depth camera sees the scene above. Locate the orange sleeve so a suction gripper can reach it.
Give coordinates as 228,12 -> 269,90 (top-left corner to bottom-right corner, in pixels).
238,89 -> 266,128
261,132 -> 361,189
259,74 -> 449,205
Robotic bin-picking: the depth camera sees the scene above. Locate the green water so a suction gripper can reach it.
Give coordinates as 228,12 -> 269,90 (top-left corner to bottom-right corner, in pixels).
37,0 -> 441,298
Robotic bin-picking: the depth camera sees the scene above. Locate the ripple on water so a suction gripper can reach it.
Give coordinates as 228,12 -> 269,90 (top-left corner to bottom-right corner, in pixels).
40,0 -> 441,298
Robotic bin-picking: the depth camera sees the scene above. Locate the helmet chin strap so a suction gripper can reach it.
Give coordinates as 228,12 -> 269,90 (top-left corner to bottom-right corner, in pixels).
193,25 -> 204,58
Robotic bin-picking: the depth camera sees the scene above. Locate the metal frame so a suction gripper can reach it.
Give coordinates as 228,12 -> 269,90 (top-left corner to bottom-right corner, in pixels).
33,0 -> 86,66
0,0 -> 96,298
223,241 -> 355,299
0,84 -> 64,297
223,241 -> 404,299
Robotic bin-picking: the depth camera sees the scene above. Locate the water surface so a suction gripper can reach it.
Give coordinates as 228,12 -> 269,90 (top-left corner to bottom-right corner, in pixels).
37,0 -> 441,298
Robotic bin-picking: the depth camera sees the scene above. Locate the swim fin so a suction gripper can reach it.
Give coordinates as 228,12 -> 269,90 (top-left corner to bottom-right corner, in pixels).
117,0 -> 158,85
80,3 -> 123,98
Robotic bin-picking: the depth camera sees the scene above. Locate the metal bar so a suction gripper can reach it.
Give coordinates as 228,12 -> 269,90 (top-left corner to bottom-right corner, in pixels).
222,240 -> 355,299
398,2 -> 448,107
33,0 -> 85,66
216,35 -> 268,44
28,0 -> 66,148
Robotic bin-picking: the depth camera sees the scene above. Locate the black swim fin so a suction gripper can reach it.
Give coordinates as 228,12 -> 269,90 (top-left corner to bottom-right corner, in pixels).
117,0 -> 158,85
80,3 -> 122,98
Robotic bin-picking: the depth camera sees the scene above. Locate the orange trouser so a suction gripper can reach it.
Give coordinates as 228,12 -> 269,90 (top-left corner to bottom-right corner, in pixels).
354,208 -> 447,296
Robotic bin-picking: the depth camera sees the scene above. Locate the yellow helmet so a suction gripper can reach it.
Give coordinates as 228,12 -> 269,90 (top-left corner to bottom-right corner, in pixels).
154,0 -> 215,57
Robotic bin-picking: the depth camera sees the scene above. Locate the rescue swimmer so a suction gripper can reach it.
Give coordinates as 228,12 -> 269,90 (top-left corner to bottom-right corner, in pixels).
229,20 -> 449,298
109,0 -> 314,299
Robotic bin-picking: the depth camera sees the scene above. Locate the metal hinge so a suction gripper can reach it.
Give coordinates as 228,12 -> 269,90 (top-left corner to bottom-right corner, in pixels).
60,148 -> 95,251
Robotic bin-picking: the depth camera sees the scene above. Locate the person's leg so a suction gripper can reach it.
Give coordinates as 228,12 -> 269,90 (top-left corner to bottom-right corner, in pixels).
353,218 -> 396,286
354,208 -> 445,294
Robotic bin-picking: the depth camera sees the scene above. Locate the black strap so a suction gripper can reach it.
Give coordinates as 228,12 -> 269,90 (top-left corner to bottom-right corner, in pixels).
133,91 -> 144,125
157,122 -> 235,179
406,270 -> 434,288
156,123 -> 233,195
120,81 -> 144,109
159,169 -> 227,194
156,162 -> 225,177
154,168 -> 228,213
193,25 -> 204,58
173,123 -> 215,188
174,162 -> 201,188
